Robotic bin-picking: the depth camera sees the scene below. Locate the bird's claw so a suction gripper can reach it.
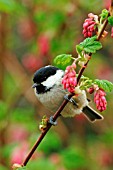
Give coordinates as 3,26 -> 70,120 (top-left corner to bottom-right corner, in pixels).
64,94 -> 78,107
48,116 -> 57,126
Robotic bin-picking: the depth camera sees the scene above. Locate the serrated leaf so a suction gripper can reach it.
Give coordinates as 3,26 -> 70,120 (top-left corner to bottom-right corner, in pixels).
53,54 -> 72,70
108,16 -> 113,26
84,41 -> 102,53
79,36 -> 102,54
94,79 -> 113,92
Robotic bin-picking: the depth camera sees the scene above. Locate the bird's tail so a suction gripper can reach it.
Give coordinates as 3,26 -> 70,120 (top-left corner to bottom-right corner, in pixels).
83,105 -> 104,122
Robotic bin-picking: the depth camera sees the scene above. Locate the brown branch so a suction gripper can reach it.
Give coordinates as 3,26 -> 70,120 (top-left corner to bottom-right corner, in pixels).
22,94 -> 73,166
22,125 -> 51,166
21,5 -> 111,168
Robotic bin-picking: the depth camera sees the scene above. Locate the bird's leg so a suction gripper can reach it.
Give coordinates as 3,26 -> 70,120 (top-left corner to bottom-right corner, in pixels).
48,116 -> 57,126
64,94 -> 78,107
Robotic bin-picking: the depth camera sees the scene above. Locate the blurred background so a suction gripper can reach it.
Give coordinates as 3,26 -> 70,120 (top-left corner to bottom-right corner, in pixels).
0,0 -> 113,170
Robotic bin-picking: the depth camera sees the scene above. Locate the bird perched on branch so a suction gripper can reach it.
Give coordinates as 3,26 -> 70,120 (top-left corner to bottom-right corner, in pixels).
32,65 -> 103,125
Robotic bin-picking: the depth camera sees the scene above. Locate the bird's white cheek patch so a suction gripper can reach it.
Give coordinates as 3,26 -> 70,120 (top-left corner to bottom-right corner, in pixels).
41,70 -> 64,88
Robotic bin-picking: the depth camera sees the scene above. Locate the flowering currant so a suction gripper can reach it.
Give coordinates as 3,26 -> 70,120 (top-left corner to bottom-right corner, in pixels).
94,88 -> 107,112
82,15 -> 97,38
62,63 -> 77,93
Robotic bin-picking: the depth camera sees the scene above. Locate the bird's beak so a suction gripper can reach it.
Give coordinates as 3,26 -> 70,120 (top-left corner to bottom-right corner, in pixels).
32,83 -> 38,88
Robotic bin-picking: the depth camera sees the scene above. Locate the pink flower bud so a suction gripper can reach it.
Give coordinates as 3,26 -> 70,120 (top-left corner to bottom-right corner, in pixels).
88,21 -> 95,25
101,96 -> 106,102
68,71 -> 75,77
89,24 -> 95,31
62,64 -> 77,93
87,87 -> 94,94
94,89 -> 107,112
63,75 -> 68,79
100,101 -> 103,107
82,14 -> 96,38
61,79 -> 64,84
99,89 -> 106,96
85,18 -> 92,22
88,13 -> 95,18
68,87 -> 75,93
97,106 -> 102,111
83,22 -> 89,29
95,100 -> 99,105
88,31 -> 92,37
66,83 -> 69,88
72,63 -> 76,69
66,66 -> 71,71
82,29 -> 87,34
94,94 -> 99,101
69,77 -> 73,83
73,78 -> 77,86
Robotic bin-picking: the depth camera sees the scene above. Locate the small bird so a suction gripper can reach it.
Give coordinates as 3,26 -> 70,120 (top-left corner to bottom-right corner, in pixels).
32,65 -> 104,124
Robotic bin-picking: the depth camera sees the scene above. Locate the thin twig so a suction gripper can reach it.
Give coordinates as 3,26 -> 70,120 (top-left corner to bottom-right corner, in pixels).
22,125 -> 51,166
22,6 -> 111,167
22,94 -> 73,166
77,15 -> 109,83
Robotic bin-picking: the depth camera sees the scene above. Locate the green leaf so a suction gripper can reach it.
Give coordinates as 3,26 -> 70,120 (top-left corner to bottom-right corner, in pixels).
100,9 -> 109,21
53,54 -> 73,70
79,36 -> 102,54
76,45 -> 84,58
108,16 -> 113,26
76,45 -> 83,54
94,79 -> 113,92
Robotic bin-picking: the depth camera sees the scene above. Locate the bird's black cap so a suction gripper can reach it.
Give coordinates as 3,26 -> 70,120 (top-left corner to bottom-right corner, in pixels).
33,65 -> 59,84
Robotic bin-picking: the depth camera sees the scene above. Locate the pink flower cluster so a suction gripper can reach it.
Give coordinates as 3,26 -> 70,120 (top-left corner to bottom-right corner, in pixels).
62,64 -> 77,93
83,17 -> 96,38
94,89 -> 107,112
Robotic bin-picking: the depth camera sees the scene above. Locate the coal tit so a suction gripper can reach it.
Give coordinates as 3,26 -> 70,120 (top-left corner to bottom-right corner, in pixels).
32,65 -> 103,123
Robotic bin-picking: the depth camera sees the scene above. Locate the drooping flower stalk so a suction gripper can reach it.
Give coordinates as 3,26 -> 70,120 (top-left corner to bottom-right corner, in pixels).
94,88 -> 107,112
62,63 -> 77,93
82,13 -> 97,37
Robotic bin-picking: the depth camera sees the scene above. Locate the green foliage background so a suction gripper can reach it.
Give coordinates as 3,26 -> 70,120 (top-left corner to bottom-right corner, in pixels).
0,0 -> 113,170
